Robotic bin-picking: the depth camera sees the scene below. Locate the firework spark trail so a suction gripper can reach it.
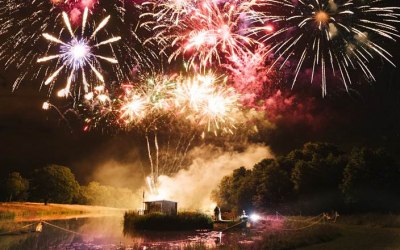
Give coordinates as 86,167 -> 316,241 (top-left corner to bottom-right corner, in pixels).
37,8 -> 121,98
141,0 -> 265,68
255,0 -> 400,96
145,133 -> 155,187
0,0 -> 63,90
0,0 -> 156,96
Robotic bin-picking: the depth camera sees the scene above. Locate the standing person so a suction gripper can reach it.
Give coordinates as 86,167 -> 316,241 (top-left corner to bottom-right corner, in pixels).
214,206 -> 221,221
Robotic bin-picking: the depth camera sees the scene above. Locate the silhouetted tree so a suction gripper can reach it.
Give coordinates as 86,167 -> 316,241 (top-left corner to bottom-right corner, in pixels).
212,167 -> 254,213
211,175 -> 234,211
213,143 -> 400,215
289,143 -> 346,213
341,148 -> 400,212
30,165 -> 80,204
1,172 -> 29,201
252,159 -> 293,212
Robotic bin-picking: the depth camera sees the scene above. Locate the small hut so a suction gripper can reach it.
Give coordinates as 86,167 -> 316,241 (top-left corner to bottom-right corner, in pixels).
144,200 -> 178,215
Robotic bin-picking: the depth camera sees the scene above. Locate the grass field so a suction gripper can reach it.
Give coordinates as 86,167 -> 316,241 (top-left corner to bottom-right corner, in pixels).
298,214 -> 400,250
252,214 -> 400,250
0,202 -> 126,222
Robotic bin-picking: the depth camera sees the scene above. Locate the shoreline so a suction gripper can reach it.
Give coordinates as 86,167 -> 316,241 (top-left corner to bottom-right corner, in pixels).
0,202 -> 128,222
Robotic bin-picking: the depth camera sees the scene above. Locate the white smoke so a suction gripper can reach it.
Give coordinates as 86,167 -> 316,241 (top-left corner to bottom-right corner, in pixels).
146,144 -> 273,212
90,159 -> 145,191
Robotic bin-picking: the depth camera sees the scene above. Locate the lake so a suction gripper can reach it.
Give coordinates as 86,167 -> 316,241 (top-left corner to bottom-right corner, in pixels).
0,215 -> 261,249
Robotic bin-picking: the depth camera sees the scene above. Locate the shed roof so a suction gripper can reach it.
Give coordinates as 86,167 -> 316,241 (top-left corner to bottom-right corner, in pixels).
144,200 -> 177,204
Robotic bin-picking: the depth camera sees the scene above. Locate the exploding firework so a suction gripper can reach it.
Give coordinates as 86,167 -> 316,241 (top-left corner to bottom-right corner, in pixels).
87,71 -> 240,136
37,8 -> 121,98
119,85 -> 150,124
0,0 -> 156,94
142,0 -> 264,68
223,47 -> 273,108
141,0 -> 196,26
81,84 -> 116,131
116,74 -> 177,127
255,0 -> 400,96
173,73 -> 240,136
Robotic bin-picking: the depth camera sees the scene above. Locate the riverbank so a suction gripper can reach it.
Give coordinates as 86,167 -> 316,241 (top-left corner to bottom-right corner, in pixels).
0,202 -> 126,222
244,214 -> 400,250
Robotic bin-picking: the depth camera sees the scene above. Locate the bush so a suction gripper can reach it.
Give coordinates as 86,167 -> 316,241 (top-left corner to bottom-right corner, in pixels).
124,211 -> 213,231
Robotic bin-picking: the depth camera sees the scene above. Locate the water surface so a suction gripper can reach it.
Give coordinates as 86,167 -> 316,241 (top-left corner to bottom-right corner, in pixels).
0,216 -> 259,249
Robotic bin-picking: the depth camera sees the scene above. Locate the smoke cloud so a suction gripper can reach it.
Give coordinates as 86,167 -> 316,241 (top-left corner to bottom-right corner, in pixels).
146,144 -> 272,212
91,159 -> 145,191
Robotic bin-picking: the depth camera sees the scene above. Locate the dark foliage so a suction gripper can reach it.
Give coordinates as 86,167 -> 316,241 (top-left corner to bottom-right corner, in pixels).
0,172 -> 29,202
30,164 -> 80,204
213,142 -> 400,214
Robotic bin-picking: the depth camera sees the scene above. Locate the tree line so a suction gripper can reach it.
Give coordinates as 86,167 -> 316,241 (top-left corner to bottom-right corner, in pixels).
212,142 -> 400,215
0,165 -> 137,208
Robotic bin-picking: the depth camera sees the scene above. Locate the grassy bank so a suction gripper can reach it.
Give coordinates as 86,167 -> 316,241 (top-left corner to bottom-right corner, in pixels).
337,213 -> 400,228
124,212 -> 213,231
0,202 -> 126,221
254,224 -> 341,250
255,214 -> 400,250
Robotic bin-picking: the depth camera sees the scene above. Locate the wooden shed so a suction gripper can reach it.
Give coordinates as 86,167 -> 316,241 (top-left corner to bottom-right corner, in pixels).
144,200 -> 178,215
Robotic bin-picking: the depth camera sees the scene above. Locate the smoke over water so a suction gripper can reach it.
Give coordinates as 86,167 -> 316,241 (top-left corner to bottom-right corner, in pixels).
146,144 -> 272,211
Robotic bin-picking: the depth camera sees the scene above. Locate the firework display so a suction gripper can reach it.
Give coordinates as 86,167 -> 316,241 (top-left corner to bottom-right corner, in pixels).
141,0 -> 264,68
0,0 -> 155,94
254,0 -> 400,96
79,72 -> 240,136
1,0 -> 400,194
37,7 -> 121,97
1,0 -> 398,100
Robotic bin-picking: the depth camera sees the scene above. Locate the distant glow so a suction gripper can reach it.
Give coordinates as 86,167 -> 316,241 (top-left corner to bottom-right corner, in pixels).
249,213 -> 261,222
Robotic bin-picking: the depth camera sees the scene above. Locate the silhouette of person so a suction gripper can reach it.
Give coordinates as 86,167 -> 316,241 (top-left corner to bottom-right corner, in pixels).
214,206 -> 221,221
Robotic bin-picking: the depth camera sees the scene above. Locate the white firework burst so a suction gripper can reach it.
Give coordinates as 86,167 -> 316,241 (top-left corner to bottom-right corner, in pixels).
37,7 -> 121,98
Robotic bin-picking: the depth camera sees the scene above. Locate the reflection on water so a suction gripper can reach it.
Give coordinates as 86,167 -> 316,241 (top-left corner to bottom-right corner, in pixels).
0,216 -> 259,249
